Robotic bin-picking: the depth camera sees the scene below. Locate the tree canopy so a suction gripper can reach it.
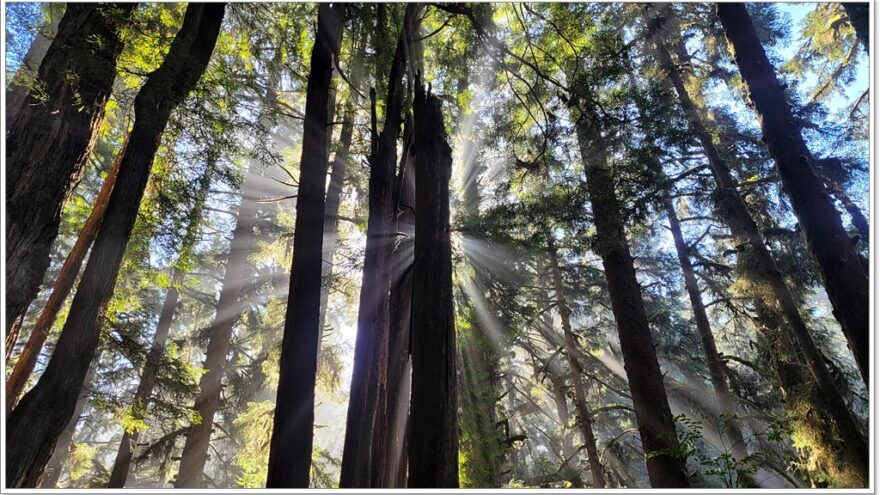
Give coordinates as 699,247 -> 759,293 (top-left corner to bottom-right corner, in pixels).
3,2 -> 870,490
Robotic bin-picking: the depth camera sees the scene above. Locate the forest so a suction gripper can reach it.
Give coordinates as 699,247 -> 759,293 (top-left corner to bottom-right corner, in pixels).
2,1 -> 871,490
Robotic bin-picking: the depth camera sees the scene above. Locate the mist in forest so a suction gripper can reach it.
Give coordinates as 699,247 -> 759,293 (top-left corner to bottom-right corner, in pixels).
2,1 -> 871,490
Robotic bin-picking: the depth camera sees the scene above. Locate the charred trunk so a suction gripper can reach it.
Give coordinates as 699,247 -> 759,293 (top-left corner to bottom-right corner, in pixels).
265,4 -> 344,488
6,3 -> 134,331
408,76 -> 458,488
339,4 -> 420,487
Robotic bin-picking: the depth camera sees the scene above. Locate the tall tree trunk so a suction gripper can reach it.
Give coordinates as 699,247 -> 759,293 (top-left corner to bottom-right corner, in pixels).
842,3 -> 869,54
647,10 -> 868,485
318,23 -> 367,344
175,166 -> 259,488
546,243 -> 605,488
5,5 -> 225,487
717,3 -> 869,387
108,166 -> 212,488
318,103 -> 355,350
753,303 -> 863,487
574,114 -> 690,488
108,284 -> 179,488
6,142 -> 124,411
38,362 -> 97,489
339,4 -> 420,488
662,197 -> 749,461
408,76 -> 458,488
265,4 -> 344,488
6,4 -> 64,133
370,114 -> 415,488
6,3 -> 135,331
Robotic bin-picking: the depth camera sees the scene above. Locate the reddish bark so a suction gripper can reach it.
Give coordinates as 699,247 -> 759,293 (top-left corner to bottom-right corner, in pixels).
6,141 -> 124,412
5,5 -> 225,487
6,4 -> 134,331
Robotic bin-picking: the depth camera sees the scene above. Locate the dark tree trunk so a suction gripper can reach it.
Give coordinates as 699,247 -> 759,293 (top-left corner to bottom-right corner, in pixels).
339,4 -> 420,488
318,24 -> 367,344
842,3 -> 869,54
175,166 -> 259,488
408,76 -> 458,488
265,4 -> 344,488
648,10 -> 868,484
6,142 -> 123,412
318,103 -> 355,349
38,362 -> 96,489
6,3 -> 134,331
575,115 -> 690,488
6,4 -> 64,134
717,3 -> 869,388
4,5 -> 224,487
108,285 -> 178,488
370,114 -> 415,488
663,197 -> 749,461
546,243 -> 605,488
108,167 -> 212,488
755,303 -> 866,486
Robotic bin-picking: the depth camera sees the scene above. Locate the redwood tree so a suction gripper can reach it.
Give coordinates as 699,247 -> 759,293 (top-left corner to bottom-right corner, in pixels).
5,4 -> 225,487
339,4 -> 420,488
266,3 -> 345,488
6,142 -> 124,411
408,76 -> 458,488
6,3 -> 135,332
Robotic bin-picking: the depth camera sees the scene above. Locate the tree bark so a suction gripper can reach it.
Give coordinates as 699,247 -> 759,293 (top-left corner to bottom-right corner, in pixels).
647,9 -> 868,485
108,166 -> 212,488
6,141 -> 124,412
546,243 -> 605,488
842,3 -> 869,54
575,114 -> 690,488
175,166 -> 259,488
5,5 -> 225,487
339,4 -> 420,488
38,362 -> 96,489
108,284 -> 178,488
408,75 -> 458,488
370,113 -> 415,488
717,3 -> 869,388
318,103 -> 354,352
663,197 -> 749,461
6,4 -> 64,134
6,3 -> 135,332
265,4 -> 344,488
